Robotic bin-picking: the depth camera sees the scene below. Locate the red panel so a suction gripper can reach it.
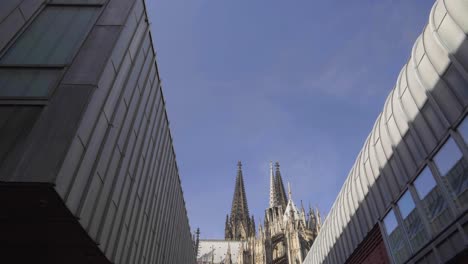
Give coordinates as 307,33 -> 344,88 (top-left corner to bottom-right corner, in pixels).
346,225 -> 390,264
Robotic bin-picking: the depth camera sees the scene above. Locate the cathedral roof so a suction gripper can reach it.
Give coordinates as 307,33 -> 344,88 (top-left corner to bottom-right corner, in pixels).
198,240 -> 243,264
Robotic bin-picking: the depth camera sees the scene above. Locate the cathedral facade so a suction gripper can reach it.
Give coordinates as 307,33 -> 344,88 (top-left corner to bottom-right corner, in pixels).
225,162 -> 321,264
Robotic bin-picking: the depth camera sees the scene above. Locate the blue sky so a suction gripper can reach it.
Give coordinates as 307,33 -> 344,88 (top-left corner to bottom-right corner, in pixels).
146,0 -> 434,239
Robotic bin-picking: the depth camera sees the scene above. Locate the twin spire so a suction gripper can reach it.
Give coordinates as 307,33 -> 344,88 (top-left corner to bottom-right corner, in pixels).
226,161 -> 298,240
227,161 -> 322,242
230,161 -> 250,221
226,161 -> 255,240
269,161 -> 288,210
269,162 -> 278,208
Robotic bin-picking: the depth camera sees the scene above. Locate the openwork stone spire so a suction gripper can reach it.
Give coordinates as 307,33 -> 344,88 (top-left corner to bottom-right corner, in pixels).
226,161 -> 253,240
231,161 -> 250,221
269,161 -> 279,208
274,161 -> 288,210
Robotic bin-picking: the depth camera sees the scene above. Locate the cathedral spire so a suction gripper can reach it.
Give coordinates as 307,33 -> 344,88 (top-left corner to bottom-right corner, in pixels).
194,228 -> 200,257
230,161 -> 250,221
225,214 -> 232,240
301,200 -> 307,222
316,207 -> 322,230
274,162 -> 288,210
227,161 -> 252,240
269,161 -> 279,208
251,215 -> 256,236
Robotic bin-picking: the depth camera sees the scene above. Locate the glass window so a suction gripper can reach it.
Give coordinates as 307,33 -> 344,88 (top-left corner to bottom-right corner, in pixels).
0,6 -> 98,65
0,6 -> 98,99
414,168 -> 452,232
384,210 -> 398,234
434,138 -> 463,176
434,137 -> 467,207
459,117 -> 468,144
397,191 -> 428,251
0,68 -> 61,97
384,209 -> 411,264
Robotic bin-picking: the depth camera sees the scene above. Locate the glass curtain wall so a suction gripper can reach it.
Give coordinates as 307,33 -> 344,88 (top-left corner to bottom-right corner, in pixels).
383,115 -> 468,263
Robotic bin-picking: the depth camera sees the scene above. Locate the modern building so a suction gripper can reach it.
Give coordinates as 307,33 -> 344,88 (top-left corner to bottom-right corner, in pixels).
0,0 -> 195,263
206,161 -> 321,264
303,0 -> 468,263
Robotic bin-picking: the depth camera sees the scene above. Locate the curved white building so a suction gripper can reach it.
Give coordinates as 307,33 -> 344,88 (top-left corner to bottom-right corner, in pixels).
304,0 -> 468,263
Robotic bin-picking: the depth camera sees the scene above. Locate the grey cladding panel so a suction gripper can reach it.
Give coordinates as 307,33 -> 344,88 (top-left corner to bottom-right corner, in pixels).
7,85 -> 93,183
121,44 -> 145,107
19,0 -> 44,21
0,8 -> 25,52
77,61 -> 116,146
0,0 -> 22,23
50,0 -> 106,4
88,147 -> 122,239
132,0 -> 144,21
431,81 -> 462,124
110,13 -> 137,71
54,137 -> 85,198
376,176 -> 391,209
141,34 -> 151,56
138,54 -> 153,92
421,103 -> 446,140
99,201 -> 117,251
413,114 -> 437,154
443,64 -> 468,106
97,0 -> 136,26
128,17 -> 147,61
0,106 -> 42,179
79,171 -> 103,230
381,165 -> 399,201
66,112 -> 109,214
63,25 -> 121,85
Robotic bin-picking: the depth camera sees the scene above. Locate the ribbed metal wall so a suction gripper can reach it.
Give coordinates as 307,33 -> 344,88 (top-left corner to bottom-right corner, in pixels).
304,0 -> 468,263
0,0 -> 196,263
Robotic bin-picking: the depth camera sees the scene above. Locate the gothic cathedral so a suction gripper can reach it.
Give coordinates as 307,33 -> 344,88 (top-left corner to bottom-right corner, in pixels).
225,161 -> 321,264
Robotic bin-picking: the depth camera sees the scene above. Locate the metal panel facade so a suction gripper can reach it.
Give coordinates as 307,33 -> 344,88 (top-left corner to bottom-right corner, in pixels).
0,0 -> 196,263
304,0 -> 468,263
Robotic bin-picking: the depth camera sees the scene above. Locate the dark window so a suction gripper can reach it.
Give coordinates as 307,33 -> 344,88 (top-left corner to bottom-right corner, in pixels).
0,7 -> 98,65
0,68 -> 61,97
0,6 -> 99,99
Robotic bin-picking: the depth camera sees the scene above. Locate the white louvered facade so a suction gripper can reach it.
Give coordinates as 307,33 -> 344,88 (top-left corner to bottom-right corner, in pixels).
304,0 -> 468,263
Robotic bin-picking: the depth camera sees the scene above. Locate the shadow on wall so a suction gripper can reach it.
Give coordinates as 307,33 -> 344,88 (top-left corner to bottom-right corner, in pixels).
320,38 -> 468,264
